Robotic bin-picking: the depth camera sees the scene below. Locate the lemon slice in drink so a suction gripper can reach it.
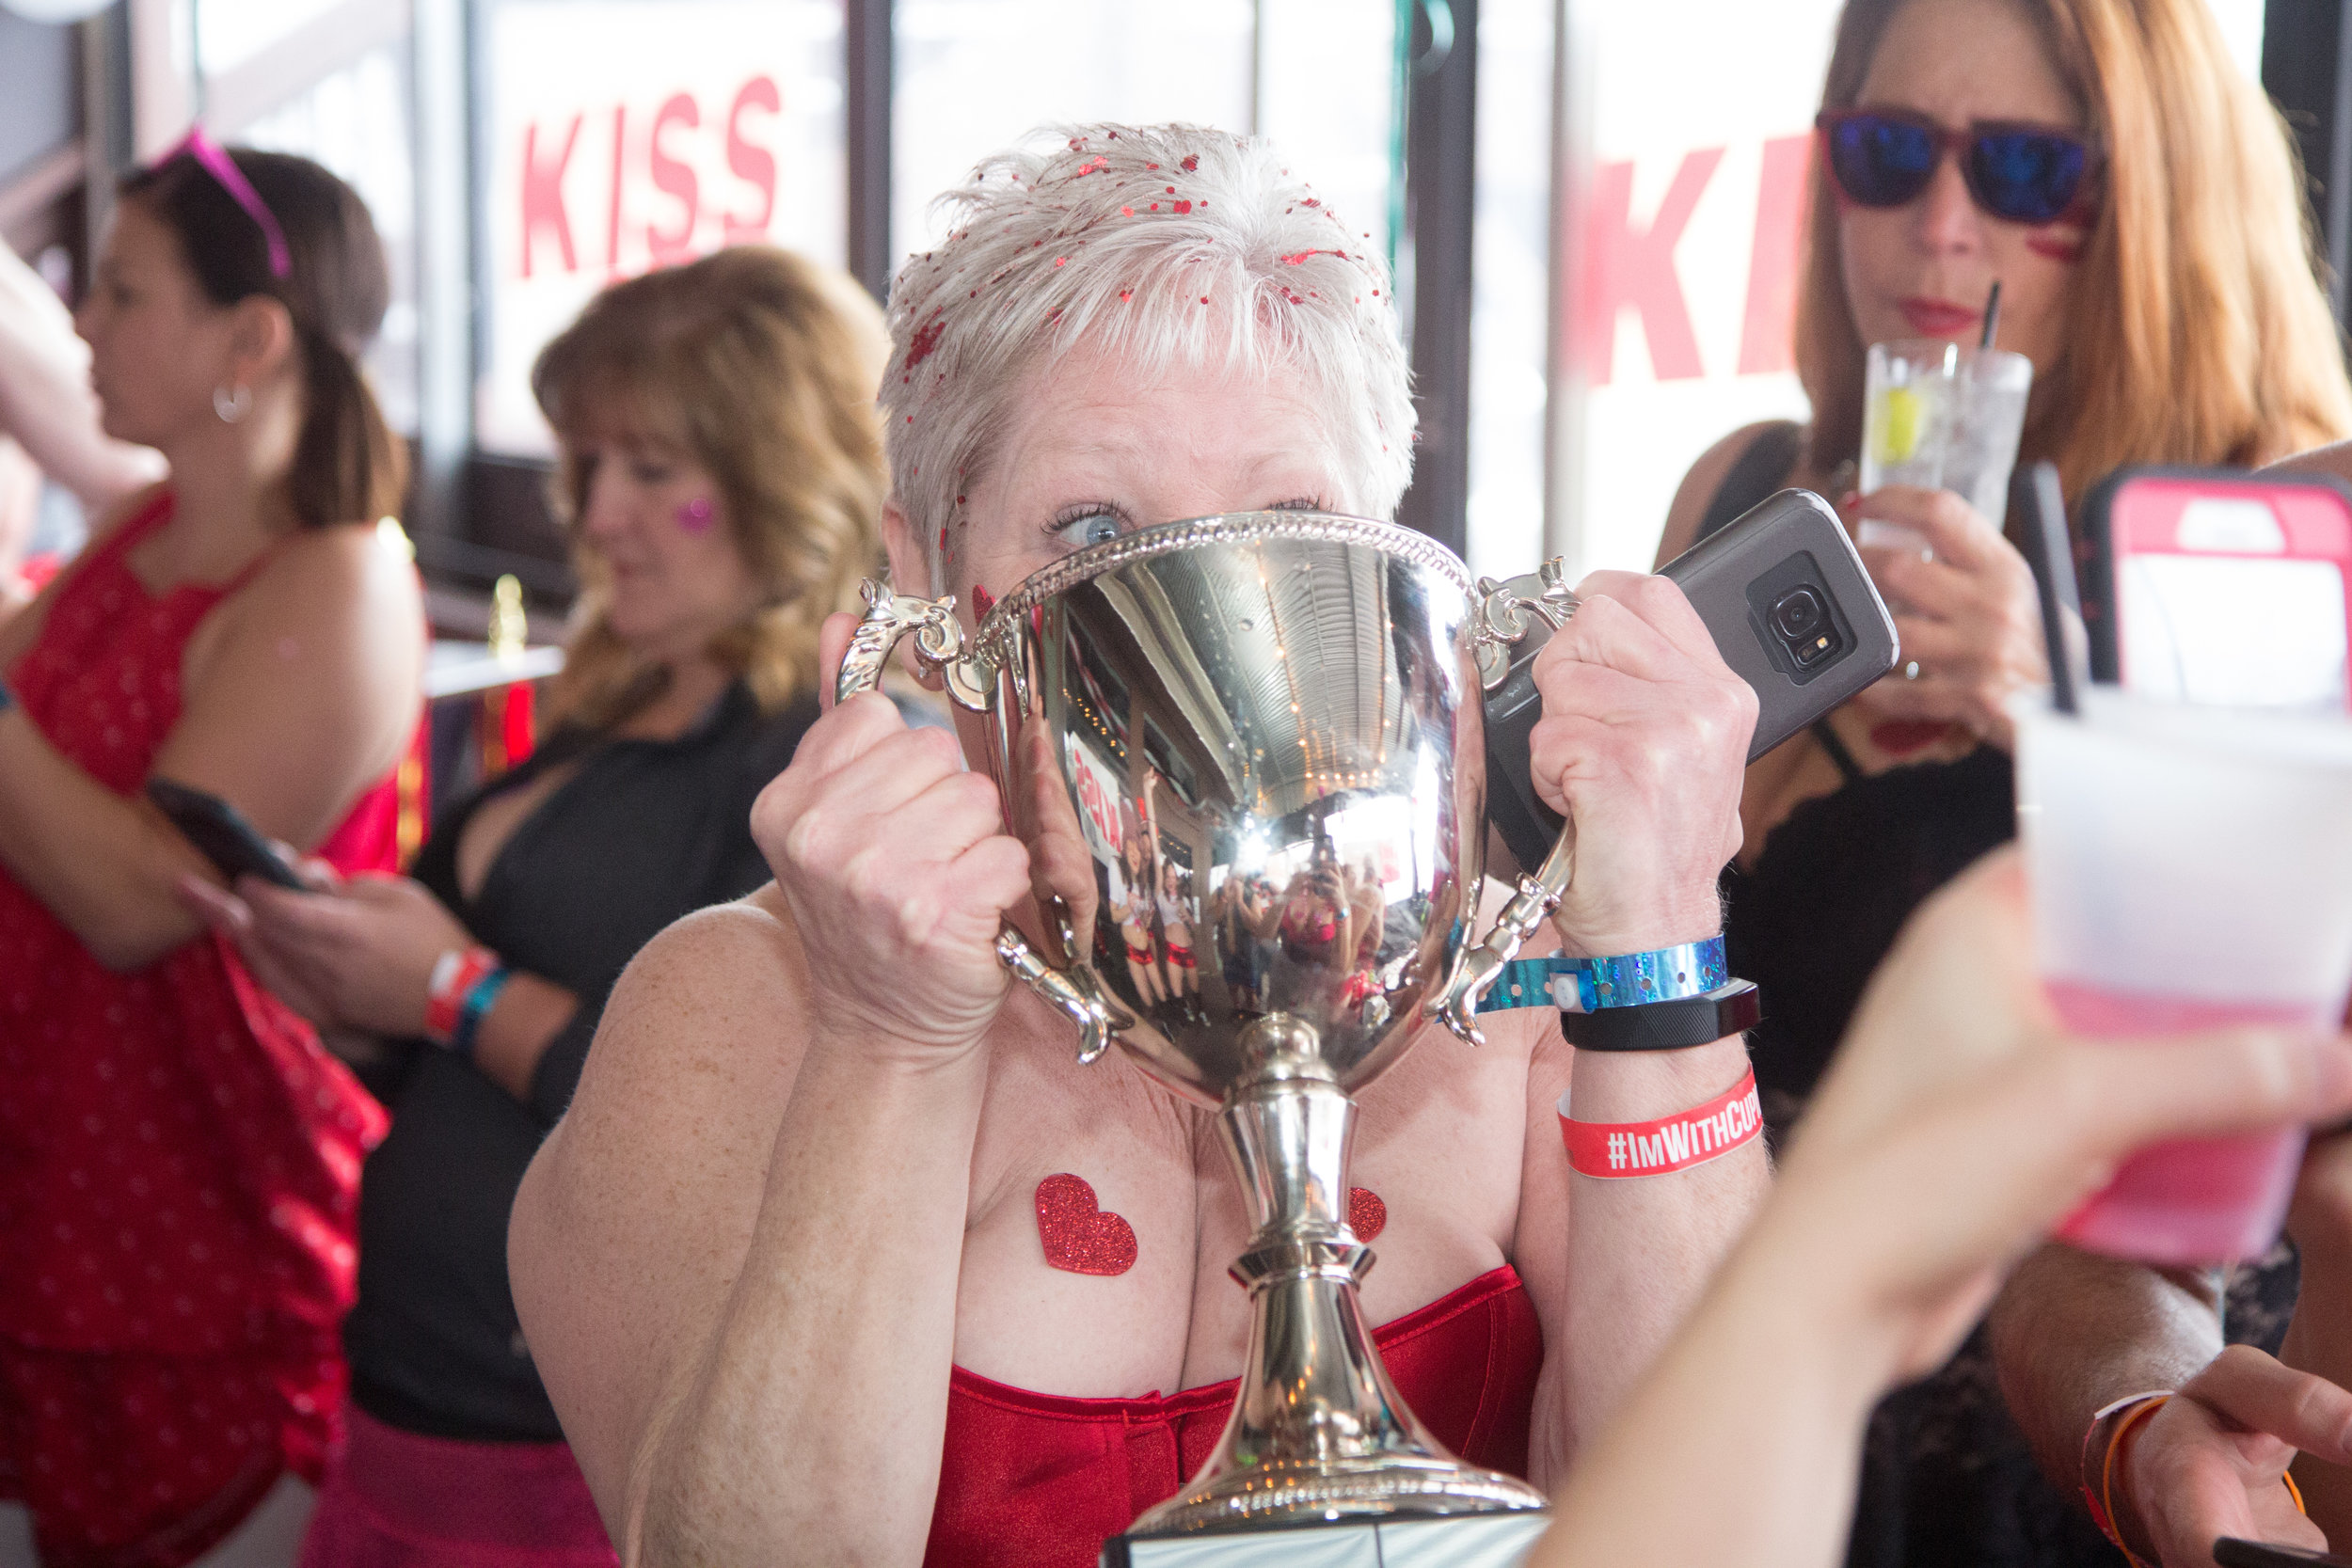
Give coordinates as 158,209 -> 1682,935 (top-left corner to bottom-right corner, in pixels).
1872,387 -> 1928,467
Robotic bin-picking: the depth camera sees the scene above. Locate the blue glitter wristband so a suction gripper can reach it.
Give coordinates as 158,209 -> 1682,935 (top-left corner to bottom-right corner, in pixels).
0,677 -> 14,714
1476,937 -> 1727,1015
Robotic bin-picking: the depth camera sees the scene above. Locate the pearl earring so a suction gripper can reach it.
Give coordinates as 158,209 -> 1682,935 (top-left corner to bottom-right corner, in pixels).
213,384 -> 251,424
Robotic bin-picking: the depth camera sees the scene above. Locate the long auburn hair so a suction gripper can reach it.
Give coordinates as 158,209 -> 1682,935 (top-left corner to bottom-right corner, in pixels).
119,147 -> 405,529
532,246 -> 890,731
1796,0 -> 2352,500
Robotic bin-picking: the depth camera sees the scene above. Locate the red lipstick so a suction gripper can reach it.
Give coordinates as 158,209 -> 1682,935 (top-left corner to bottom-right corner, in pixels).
1899,296 -> 1980,336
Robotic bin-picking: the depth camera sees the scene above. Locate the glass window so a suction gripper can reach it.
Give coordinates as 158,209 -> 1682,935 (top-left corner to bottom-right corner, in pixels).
475,0 -> 849,453
1552,0 -> 1841,577
892,0 -> 1255,253
237,47 -> 423,436
1465,0 -> 1554,578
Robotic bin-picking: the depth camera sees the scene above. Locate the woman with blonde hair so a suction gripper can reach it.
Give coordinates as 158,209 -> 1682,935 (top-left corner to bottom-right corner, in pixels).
184,243 -> 889,1564
1649,1 -> 2352,1564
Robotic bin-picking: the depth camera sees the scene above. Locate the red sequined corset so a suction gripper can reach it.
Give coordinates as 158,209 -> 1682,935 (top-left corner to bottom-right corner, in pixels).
924,1264 -> 1542,1568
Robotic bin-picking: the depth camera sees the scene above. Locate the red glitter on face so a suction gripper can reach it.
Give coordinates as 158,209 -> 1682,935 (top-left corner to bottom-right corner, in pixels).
2026,233 -> 2085,263
904,310 -> 947,372
1180,153 -> 1200,173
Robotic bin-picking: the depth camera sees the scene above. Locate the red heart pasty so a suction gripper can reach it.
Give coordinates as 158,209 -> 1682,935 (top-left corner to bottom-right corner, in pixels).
1348,1186 -> 1388,1242
1035,1173 -> 1138,1276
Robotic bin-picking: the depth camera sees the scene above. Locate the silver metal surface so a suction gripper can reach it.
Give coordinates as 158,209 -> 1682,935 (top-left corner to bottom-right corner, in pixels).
836,513 -> 1553,1531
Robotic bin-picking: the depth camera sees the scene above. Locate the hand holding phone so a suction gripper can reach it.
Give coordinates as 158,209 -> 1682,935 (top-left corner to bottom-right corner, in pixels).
145,777 -> 308,891
1483,489 -> 1899,879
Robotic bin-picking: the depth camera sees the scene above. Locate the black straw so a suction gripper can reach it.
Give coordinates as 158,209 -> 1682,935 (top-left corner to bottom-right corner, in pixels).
1980,280 -> 2003,351
2015,460 -> 2083,715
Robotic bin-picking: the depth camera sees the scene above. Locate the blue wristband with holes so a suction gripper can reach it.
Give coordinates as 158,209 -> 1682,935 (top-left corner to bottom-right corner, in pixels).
1475,936 -> 1728,1014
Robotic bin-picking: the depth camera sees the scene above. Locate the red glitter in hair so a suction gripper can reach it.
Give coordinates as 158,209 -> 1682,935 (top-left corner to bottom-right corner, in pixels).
1146,162 -> 1159,170
938,528 -> 948,551
1200,295 -> 1209,304
1281,249 -> 1343,265
1166,185 -> 1175,195
1119,289 -> 1133,302
1173,200 -> 1192,214
1181,153 -> 1200,172
1055,256 -> 1067,265
1121,205 -> 1134,216
1150,203 -> 1159,211
1301,198 -> 1321,208
904,310 -> 948,372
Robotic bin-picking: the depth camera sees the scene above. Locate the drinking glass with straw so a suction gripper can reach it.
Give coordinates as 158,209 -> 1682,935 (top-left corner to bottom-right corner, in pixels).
1859,281 -> 2034,558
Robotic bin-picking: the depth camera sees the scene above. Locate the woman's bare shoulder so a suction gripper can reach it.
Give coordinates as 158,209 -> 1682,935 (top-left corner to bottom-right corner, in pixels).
562,884 -> 807,1137
1655,420 -> 1802,568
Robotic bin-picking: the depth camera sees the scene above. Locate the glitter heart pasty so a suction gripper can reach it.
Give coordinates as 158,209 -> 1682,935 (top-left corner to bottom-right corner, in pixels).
1035,1173 -> 1138,1276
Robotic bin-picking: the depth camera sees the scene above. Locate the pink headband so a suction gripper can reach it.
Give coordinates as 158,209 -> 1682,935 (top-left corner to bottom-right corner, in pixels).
162,126 -> 291,281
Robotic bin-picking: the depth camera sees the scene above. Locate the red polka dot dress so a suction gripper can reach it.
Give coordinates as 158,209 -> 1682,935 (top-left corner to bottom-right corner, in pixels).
0,495 -> 390,1567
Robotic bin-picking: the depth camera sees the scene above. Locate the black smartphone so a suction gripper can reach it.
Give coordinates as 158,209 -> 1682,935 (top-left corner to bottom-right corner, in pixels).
2215,1537 -> 2352,1568
1484,488 -> 1899,878
145,777 -> 308,891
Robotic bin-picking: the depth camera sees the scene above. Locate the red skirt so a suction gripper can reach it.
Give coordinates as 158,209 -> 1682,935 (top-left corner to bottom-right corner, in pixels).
297,1408 -> 617,1568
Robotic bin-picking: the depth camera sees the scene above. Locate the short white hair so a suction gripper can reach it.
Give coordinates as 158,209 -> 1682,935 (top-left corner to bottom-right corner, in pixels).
880,122 -> 1415,586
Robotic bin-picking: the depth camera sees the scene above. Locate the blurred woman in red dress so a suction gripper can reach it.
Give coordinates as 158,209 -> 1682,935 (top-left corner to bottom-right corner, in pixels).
0,135 -> 421,1566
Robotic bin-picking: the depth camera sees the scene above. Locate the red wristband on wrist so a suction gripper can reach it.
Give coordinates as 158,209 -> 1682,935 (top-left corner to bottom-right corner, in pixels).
424,945 -> 500,1046
1559,1066 -> 1761,1178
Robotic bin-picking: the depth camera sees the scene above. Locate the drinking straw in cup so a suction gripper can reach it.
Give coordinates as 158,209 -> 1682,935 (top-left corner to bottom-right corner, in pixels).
1859,339 -> 2033,557
2016,690 -> 2352,1264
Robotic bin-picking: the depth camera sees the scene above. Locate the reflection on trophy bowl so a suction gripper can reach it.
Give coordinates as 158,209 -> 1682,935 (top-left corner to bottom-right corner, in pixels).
974,512 -> 1486,1104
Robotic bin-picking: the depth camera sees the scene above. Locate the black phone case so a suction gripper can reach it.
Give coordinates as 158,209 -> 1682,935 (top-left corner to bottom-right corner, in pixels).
145,777 -> 308,891
1484,489 -> 1899,880
2080,464 -> 2352,685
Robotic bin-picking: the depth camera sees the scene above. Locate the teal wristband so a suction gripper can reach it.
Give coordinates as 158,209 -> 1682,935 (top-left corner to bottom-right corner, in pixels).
1476,936 -> 1728,1015
449,965 -> 511,1063
0,677 -> 15,714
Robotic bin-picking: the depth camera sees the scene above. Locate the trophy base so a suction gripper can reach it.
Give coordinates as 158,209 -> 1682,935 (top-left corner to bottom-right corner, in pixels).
1105,1506 -> 1549,1567
1124,1453 -> 1547,1536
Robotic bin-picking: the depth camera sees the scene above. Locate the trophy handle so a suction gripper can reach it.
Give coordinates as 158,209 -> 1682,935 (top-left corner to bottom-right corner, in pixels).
1435,562 -> 1585,1045
835,578 -> 1131,1065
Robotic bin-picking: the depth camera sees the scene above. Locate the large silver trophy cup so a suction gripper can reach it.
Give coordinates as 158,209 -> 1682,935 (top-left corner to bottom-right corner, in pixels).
836,514 -> 1576,1539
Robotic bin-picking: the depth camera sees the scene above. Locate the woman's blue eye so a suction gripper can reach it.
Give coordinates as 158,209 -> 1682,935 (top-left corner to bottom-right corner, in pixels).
1056,512 -> 1122,549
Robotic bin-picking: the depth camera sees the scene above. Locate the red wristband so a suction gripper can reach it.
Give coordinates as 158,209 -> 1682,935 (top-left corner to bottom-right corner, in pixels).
1559,1066 -> 1761,1178
424,945 -> 499,1046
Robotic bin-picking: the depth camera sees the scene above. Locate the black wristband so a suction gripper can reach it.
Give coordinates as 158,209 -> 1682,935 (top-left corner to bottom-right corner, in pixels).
1558,979 -> 1762,1052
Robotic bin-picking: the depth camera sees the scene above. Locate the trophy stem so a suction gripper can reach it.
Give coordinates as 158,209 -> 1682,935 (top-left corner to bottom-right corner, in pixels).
1123,1030 -> 1548,1537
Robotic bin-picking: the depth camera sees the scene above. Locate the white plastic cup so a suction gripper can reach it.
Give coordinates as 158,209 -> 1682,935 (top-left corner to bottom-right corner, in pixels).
2015,690 -> 2352,1263
1859,340 -> 2034,556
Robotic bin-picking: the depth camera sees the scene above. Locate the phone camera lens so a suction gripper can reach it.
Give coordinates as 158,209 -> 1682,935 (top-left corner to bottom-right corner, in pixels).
1772,586 -> 1826,641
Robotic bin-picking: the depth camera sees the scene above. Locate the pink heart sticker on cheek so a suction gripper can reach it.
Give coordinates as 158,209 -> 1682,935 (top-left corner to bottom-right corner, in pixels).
676,497 -> 715,533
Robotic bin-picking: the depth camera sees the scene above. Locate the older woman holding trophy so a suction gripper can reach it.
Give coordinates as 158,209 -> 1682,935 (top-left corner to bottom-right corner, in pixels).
509,123 -> 1767,1565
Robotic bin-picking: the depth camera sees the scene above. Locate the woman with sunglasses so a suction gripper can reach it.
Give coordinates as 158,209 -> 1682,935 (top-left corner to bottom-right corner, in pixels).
0,141 -> 421,1565
1651,2 -> 2352,1566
